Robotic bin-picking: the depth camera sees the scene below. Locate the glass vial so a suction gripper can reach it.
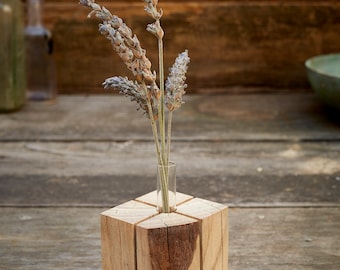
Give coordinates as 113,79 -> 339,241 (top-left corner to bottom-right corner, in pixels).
0,0 -> 26,112
25,0 -> 57,101
157,162 -> 176,213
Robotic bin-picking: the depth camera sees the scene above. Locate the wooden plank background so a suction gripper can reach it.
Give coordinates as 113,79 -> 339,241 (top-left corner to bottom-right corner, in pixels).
0,92 -> 339,268
1,94 -> 339,207
34,0 -> 340,94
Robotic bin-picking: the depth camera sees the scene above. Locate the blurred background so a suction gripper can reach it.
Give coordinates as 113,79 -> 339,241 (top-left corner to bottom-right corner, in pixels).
41,0 -> 340,94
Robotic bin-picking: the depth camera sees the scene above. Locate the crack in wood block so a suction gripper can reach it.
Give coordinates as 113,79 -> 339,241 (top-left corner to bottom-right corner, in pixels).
135,191 -> 194,208
101,193 -> 228,270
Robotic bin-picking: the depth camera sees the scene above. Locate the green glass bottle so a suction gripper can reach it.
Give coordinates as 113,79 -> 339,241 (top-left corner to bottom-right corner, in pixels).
0,0 -> 26,112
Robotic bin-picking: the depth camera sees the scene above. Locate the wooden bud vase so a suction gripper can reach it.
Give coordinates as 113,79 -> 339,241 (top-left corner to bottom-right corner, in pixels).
101,191 -> 228,270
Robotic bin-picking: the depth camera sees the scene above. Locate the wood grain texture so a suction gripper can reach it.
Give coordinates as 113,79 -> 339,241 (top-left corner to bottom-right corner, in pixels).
101,195 -> 227,270
38,1 -> 340,93
0,152 -> 339,207
136,212 -> 201,270
101,200 -> 157,270
0,94 -> 339,207
0,207 -> 339,270
177,198 -> 229,270
0,94 -> 339,142
0,92 -> 339,269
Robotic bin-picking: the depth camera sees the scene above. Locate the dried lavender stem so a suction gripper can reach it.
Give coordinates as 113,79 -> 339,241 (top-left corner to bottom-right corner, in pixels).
143,83 -> 163,166
150,13 -> 170,212
150,97 -> 170,213
157,32 -> 167,167
166,110 -> 173,164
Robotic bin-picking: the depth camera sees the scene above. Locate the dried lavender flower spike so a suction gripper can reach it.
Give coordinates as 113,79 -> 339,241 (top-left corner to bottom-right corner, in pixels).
103,76 -> 158,118
79,0 -> 160,100
165,50 -> 190,111
147,20 -> 164,39
144,0 -> 163,20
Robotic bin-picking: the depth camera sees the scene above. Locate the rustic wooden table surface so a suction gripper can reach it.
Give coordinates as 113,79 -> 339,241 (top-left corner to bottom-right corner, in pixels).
0,93 -> 339,269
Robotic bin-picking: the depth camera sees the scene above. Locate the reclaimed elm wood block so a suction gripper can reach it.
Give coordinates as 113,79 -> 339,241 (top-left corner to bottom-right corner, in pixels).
176,198 -> 229,270
101,192 -> 228,270
101,200 -> 158,270
136,213 -> 201,269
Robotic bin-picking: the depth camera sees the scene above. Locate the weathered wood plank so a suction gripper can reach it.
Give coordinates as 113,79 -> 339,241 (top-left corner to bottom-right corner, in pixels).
40,1 -> 340,93
0,141 -> 339,206
0,207 -> 339,269
0,94 -> 339,141
229,207 -> 340,270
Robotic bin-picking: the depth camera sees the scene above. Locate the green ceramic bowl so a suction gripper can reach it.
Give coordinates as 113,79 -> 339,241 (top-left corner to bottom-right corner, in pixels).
305,53 -> 340,109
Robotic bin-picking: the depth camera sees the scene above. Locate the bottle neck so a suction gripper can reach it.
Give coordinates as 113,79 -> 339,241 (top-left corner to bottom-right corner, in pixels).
27,0 -> 43,27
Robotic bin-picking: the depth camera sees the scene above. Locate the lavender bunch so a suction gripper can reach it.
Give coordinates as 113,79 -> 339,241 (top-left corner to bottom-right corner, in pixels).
79,0 -> 160,100
80,0 -> 190,213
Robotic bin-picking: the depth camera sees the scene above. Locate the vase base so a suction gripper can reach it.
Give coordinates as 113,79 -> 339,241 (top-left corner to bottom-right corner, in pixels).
101,191 -> 228,270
